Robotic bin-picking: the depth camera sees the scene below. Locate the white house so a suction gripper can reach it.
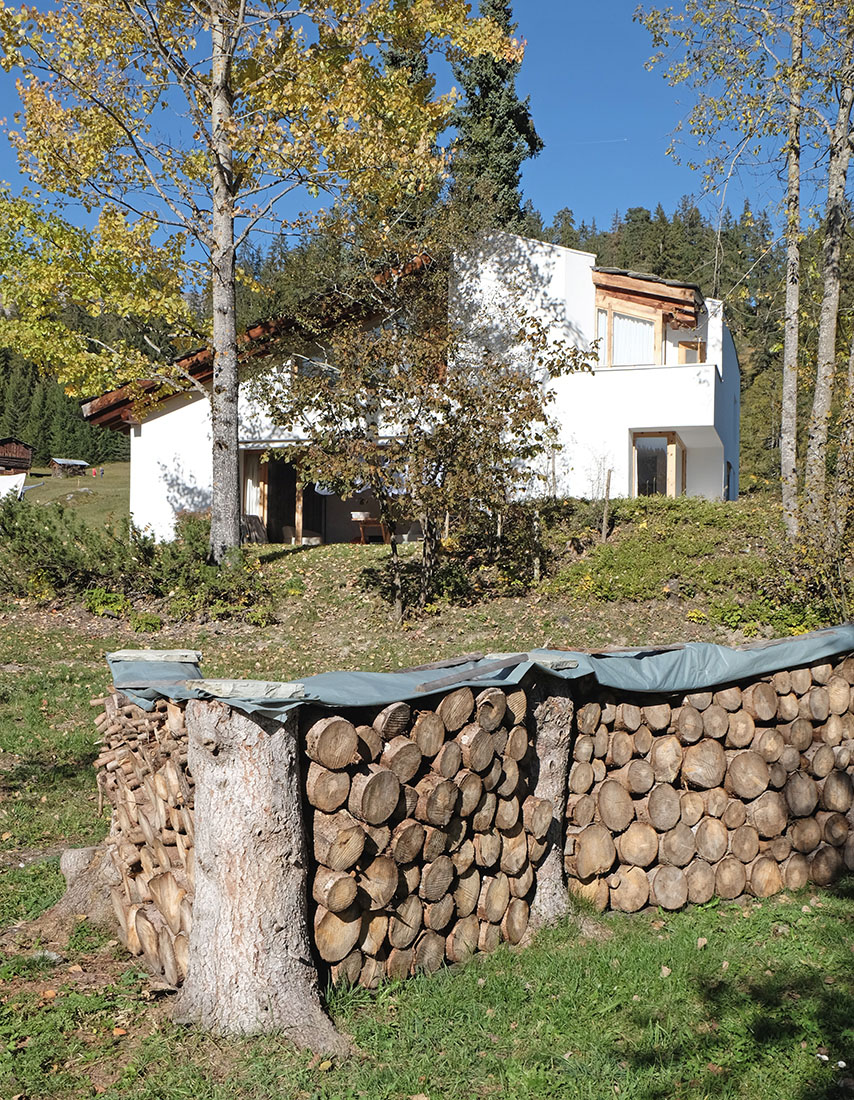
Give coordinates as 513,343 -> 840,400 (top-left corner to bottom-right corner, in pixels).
82,234 -> 740,543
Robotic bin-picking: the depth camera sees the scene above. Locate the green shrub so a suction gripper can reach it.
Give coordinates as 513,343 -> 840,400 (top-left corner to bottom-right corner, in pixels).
0,500 -> 272,624
83,587 -> 131,617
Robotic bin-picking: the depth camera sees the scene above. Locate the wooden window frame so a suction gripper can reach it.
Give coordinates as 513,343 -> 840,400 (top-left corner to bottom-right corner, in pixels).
677,340 -> 706,364
631,430 -> 687,498
595,290 -> 663,366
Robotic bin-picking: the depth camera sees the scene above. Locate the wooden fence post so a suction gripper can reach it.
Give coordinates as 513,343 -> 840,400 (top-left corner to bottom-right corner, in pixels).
528,679 -> 574,928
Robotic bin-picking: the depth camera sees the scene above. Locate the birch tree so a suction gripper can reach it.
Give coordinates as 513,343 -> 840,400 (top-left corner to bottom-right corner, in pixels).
0,0 -> 513,561
638,1 -> 805,534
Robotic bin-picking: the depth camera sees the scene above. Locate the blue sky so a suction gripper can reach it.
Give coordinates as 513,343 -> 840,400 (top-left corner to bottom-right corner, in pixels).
514,1 -> 762,229
0,1 -> 775,234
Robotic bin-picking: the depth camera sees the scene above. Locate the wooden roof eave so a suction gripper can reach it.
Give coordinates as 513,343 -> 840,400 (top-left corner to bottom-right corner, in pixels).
593,270 -> 704,330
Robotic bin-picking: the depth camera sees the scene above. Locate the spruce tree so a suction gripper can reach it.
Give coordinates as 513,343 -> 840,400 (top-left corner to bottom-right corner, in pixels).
23,380 -> 48,463
452,0 -> 543,230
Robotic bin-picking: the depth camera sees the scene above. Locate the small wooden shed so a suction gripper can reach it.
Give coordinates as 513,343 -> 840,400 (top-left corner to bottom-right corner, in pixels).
50,457 -> 90,477
0,437 -> 34,473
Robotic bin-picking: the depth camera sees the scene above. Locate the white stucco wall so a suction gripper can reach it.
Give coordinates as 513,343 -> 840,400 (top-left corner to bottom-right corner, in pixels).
129,392 -> 212,541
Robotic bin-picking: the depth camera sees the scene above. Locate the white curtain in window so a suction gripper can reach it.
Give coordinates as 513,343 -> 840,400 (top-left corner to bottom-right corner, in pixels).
613,313 -> 655,365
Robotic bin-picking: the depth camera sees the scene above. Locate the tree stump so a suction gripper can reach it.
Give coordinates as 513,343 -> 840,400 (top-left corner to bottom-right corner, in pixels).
174,701 -> 347,1053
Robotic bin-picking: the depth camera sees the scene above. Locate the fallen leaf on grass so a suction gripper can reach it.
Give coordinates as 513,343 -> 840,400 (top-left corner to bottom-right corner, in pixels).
41,989 -> 57,999
68,964 -> 83,974
112,1027 -> 127,1037
697,937 -> 708,949
661,966 -> 671,977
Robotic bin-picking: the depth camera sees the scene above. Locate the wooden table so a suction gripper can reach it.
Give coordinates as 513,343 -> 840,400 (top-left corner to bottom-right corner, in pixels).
356,519 -> 391,544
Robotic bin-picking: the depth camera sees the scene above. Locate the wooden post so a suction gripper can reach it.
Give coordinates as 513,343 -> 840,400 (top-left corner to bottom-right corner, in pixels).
601,468 -> 611,543
528,679 -> 574,929
174,701 -> 348,1053
295,482 -> 304,545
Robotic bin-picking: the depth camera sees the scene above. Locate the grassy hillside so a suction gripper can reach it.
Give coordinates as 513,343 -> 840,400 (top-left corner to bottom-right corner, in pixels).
23,462 -> 130,529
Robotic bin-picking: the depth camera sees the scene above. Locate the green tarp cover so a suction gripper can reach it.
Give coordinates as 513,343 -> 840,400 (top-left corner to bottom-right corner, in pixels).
106,623 -> 854,721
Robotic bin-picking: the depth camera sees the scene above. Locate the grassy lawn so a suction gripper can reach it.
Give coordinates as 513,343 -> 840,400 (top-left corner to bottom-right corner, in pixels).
2,493 -> 853,1098
23,463 -> 131,529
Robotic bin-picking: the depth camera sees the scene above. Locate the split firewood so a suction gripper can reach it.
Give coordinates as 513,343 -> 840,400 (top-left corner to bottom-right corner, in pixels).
305,716 -> 358,770
410,712 -> 445,757
373,702 -> 411,739
380,736 -> 422,784
451,767 -> 481,817
476,688 -> 507,732
306,763 -> 351,812
436,688 -> 474,733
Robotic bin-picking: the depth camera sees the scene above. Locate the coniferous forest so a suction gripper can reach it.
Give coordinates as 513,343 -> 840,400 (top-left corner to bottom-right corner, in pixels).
0,350 -> 129,466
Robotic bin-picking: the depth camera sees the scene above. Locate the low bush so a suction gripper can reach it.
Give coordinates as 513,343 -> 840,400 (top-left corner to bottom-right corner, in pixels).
544,495 -> 844,634
0,500 -> 272,623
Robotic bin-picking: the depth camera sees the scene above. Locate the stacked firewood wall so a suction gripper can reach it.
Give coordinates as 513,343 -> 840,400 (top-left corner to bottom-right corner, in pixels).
92,693 -> 193,986
92,683 -> 553,989
302,685 -> 554,987
566,657 -> 854,913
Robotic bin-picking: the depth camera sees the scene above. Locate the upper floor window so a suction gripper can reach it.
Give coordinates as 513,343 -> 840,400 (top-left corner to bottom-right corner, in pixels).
596,305 -> 657,366
592,268 -> 704,368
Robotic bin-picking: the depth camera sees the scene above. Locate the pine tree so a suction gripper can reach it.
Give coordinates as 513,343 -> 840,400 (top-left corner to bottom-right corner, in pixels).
452,1 -> 543,230
23,380 -> 48,463
0,362 -> 32,440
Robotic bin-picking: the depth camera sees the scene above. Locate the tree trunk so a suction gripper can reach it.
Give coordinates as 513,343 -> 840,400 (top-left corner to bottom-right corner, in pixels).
832,335 -> 854,546
803,46 -> 854,527
781,8 -> 802,539
528,679 -> 573,929
419,512 -> 440,609
173,700 -> 348,1053
208,16 -> 241,564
